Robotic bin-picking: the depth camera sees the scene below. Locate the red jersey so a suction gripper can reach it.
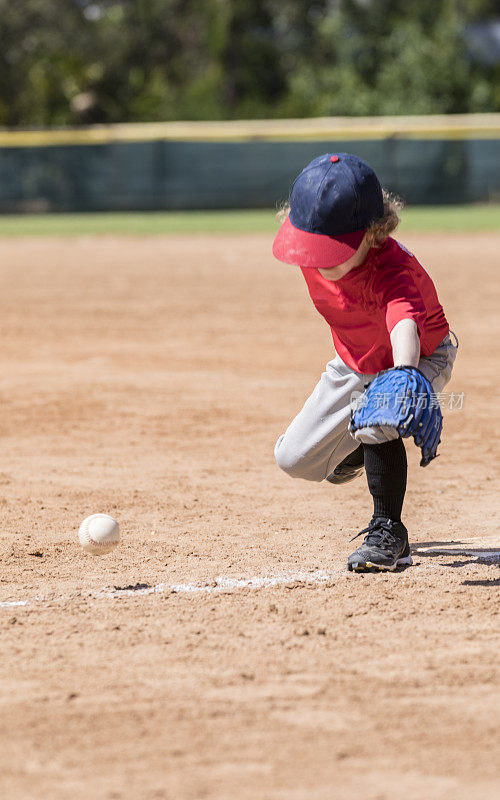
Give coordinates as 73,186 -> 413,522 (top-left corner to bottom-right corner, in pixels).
300,237 -> 449,374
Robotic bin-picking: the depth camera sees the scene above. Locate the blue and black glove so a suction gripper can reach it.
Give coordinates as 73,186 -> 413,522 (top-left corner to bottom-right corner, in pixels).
349,366 -> 443,466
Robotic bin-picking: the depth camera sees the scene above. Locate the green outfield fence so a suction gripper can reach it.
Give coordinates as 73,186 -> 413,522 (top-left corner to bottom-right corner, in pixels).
1,114 -> 500,212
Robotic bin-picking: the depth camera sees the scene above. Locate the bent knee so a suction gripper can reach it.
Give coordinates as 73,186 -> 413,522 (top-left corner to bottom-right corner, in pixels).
274,435 -> 301,475
274,435 -> 323,481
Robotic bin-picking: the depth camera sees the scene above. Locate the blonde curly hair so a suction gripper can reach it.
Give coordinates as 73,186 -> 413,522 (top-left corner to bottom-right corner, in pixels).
366,190 -> 404,246
276,189 -> 404,246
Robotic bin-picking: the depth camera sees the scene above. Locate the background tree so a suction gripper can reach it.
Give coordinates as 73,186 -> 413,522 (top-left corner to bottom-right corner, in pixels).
0,0 -> 498,127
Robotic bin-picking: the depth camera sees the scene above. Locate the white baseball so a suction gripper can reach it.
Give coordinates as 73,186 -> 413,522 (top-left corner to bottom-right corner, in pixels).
78,513 -> 120,556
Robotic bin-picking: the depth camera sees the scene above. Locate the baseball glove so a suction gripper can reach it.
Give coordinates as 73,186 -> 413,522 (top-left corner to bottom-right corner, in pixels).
349,366 -> 443,466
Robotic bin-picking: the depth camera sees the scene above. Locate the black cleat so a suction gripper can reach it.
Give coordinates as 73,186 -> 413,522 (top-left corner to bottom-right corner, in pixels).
347,517 -> 413,572
327,445 -> 364,485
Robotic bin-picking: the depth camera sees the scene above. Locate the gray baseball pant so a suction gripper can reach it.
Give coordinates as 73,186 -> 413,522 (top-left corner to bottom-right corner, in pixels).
274,333 -> 458,482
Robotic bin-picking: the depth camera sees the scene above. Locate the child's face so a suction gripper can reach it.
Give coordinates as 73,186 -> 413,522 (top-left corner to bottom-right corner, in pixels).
318,234 -> 372,282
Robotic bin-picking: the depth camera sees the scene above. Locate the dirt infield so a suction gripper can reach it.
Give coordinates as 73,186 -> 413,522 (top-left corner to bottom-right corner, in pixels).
0,232 -> 498,800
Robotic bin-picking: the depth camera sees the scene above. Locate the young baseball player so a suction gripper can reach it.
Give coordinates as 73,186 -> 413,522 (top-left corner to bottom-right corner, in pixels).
272,153 -> 458,572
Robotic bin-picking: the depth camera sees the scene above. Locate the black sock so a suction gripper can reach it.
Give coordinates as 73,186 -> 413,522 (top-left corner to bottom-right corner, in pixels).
362,438 -> 407,522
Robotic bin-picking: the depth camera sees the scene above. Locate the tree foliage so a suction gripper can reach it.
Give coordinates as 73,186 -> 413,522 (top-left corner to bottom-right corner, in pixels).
0,0 -> 498,126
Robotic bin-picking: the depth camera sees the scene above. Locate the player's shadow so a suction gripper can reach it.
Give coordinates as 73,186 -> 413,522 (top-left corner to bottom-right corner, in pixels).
412,541 -> 499,560
411,541 -> 499,583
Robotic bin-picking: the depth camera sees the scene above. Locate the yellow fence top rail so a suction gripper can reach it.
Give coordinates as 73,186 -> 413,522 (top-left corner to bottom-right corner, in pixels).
1,114 -> 500,147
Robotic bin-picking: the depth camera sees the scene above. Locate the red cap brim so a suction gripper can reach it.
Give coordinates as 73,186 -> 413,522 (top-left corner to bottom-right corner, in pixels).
273,215 -> 366,268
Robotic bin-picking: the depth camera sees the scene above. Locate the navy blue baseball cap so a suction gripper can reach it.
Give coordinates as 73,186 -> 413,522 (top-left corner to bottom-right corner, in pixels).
273,153 -> 383,268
